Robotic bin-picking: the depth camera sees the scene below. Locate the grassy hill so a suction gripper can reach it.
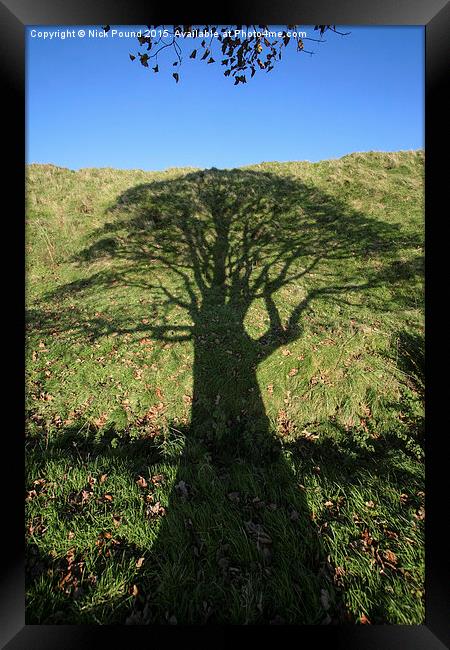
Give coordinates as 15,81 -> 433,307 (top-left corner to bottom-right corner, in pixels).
25,150 -> 425,624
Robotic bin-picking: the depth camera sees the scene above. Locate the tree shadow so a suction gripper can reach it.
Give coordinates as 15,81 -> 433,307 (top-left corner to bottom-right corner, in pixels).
26,168 -> 423,624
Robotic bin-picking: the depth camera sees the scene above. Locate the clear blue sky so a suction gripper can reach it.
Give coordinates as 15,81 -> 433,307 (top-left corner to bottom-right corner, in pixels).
26,25 -> 424,170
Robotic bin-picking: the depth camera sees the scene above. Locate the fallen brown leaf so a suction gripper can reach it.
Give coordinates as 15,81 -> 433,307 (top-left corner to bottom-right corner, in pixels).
334,566 -> 346,586
361,529 -> 374,546
146,501 -> 166,518
81,490 -> 91,504
383,550 -> 397,565
136,476 -> 148,489
93,413 -> 108,428
414,506 -> 425,521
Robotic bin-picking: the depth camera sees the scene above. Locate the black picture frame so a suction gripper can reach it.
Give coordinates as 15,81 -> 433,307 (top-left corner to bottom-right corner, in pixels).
2,0 -> 448,647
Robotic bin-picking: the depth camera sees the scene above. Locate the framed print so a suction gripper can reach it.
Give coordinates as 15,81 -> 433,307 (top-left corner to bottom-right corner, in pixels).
1,0 -> 448,647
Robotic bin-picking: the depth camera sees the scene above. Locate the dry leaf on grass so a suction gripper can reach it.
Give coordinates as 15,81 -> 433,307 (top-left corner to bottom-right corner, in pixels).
383,550 -> 398,565
414,507 -> 425,521
146,501 -> 166,518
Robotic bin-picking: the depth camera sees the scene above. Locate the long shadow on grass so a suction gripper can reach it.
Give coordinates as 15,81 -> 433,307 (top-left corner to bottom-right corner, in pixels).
26,169 -> 423,624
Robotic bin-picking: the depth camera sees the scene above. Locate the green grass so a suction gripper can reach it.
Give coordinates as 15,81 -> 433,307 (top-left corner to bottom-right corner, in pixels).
26,150 -> 424,624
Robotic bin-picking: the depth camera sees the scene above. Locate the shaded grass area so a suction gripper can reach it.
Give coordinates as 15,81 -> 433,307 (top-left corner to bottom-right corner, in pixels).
26,151 -> 424,624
